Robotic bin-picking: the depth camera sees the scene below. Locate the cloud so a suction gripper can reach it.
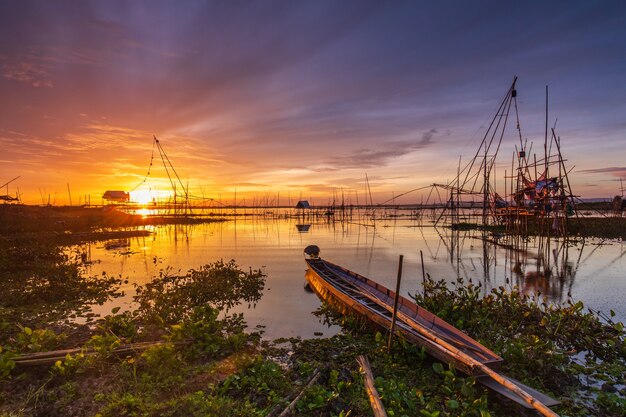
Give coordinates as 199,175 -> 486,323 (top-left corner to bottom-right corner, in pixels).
419,128 -> 438,146
325,129 -> 438,169
1,2 -> 626,201
580,167 -> 626,178
0,54 -> 53,87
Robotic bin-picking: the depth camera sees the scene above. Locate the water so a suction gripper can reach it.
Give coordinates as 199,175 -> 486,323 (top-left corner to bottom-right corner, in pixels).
82,216 -> 626,339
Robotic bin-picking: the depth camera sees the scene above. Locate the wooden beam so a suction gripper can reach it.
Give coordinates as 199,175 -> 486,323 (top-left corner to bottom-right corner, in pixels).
357,355 -> 387,417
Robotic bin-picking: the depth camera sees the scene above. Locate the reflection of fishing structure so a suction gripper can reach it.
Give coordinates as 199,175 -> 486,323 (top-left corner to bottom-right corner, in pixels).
612,179 -> 626,217
295,224 -> 311,233
510,235 -> 575,301
104,238 -> 131,250
431,226 -> 578,303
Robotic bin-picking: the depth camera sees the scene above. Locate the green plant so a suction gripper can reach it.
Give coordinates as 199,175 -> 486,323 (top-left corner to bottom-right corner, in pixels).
53,352 -> 91,376
431,362 -> 491,416
138,343 -> 184,388
134,260 -> 265,324
169,305 -> 223,357
87,333 -> 122,357
219,358 -> 290,410
13,325 -> 66,353
0,345 -> 15,379
100,308 -> 137,340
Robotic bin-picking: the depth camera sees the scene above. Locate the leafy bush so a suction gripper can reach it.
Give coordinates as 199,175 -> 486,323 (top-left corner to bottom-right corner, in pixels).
100,308 -> 137,340
0,345 -> 15,379
413,277 -> 625,416
139,343 -> 185,388
134,260 -> 265,324
13,325 -> 66,353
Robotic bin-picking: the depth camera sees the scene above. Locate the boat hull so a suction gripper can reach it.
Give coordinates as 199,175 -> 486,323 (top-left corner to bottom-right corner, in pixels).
305,258 -> 501,375
305,257 -> 560,409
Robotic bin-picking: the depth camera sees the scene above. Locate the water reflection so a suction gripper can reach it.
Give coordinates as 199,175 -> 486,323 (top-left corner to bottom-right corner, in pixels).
435,229 -> 578,302
105,238 -> 131,251
296,224 -> 311,233
80,216 -> 626,338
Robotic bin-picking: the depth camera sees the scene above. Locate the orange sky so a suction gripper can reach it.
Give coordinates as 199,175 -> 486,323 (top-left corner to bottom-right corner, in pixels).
2,2 -> 626,205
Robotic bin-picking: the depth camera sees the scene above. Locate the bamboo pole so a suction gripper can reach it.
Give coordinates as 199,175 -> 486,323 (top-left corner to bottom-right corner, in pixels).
67,183 -> 72,206
275,369 -> 321,417
13,341 -> 188,366
387,255 -> 404,352
356,355 -> 387,417
420,250 -> 426,297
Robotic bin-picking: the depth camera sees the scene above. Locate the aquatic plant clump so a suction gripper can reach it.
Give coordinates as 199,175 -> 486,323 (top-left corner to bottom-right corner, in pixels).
412,277 -> 626,416
134,260 -> 266,324
0,256 -> 269,416
302,276 -> 624,416
0,235 -> 124,336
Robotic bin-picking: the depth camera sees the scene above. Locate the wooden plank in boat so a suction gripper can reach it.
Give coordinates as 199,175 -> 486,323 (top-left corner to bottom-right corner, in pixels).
476,375 -> 560,408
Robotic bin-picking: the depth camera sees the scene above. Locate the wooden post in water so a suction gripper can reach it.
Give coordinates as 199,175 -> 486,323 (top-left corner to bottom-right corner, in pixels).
420,250 -> 426,297
387,254 -> 404,353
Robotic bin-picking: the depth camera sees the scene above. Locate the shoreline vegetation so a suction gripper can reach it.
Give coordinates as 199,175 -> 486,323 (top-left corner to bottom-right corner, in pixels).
0,204 -> 624,416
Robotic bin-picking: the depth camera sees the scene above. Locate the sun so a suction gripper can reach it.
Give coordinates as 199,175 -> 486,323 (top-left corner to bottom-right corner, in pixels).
130,190 -> 155,205
129,189 -> 171,205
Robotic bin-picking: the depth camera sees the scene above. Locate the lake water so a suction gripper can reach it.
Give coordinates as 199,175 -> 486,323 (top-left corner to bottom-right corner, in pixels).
82,215 -> 626,339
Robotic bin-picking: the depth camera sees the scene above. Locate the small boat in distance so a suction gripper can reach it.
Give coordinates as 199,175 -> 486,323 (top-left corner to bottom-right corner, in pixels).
304,245 -> 560,415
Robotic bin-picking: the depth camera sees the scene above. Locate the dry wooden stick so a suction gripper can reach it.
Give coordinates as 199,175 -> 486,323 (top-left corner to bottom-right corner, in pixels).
275,368 -> 321,417
14,341 -> 189,367
356,355 -> 387,417
14,341 -> 164,361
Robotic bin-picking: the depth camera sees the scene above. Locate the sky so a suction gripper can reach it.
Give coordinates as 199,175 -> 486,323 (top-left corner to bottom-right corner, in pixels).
1,1 -> 625,205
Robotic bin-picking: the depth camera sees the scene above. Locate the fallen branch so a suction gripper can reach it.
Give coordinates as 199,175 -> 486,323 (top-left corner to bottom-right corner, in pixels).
356,355 -> 387,417
14,340 -> 189,367
272,368 -> 321,417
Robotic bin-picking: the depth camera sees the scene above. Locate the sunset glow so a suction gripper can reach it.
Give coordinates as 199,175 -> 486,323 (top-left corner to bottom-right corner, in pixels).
135,208 -> 153,218
129,189 -> 172,206
1,2 -> 625,204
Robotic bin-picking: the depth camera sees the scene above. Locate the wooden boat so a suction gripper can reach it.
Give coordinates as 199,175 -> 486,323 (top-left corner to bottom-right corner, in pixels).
304,246 -> 560,415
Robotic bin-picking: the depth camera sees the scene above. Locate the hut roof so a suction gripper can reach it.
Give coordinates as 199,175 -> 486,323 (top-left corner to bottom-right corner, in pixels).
295,200 -> 310,209
103,190 -> 130,202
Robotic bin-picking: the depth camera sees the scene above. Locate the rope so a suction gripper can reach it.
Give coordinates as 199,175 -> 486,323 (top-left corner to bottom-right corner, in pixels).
129,139 -> 156,192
